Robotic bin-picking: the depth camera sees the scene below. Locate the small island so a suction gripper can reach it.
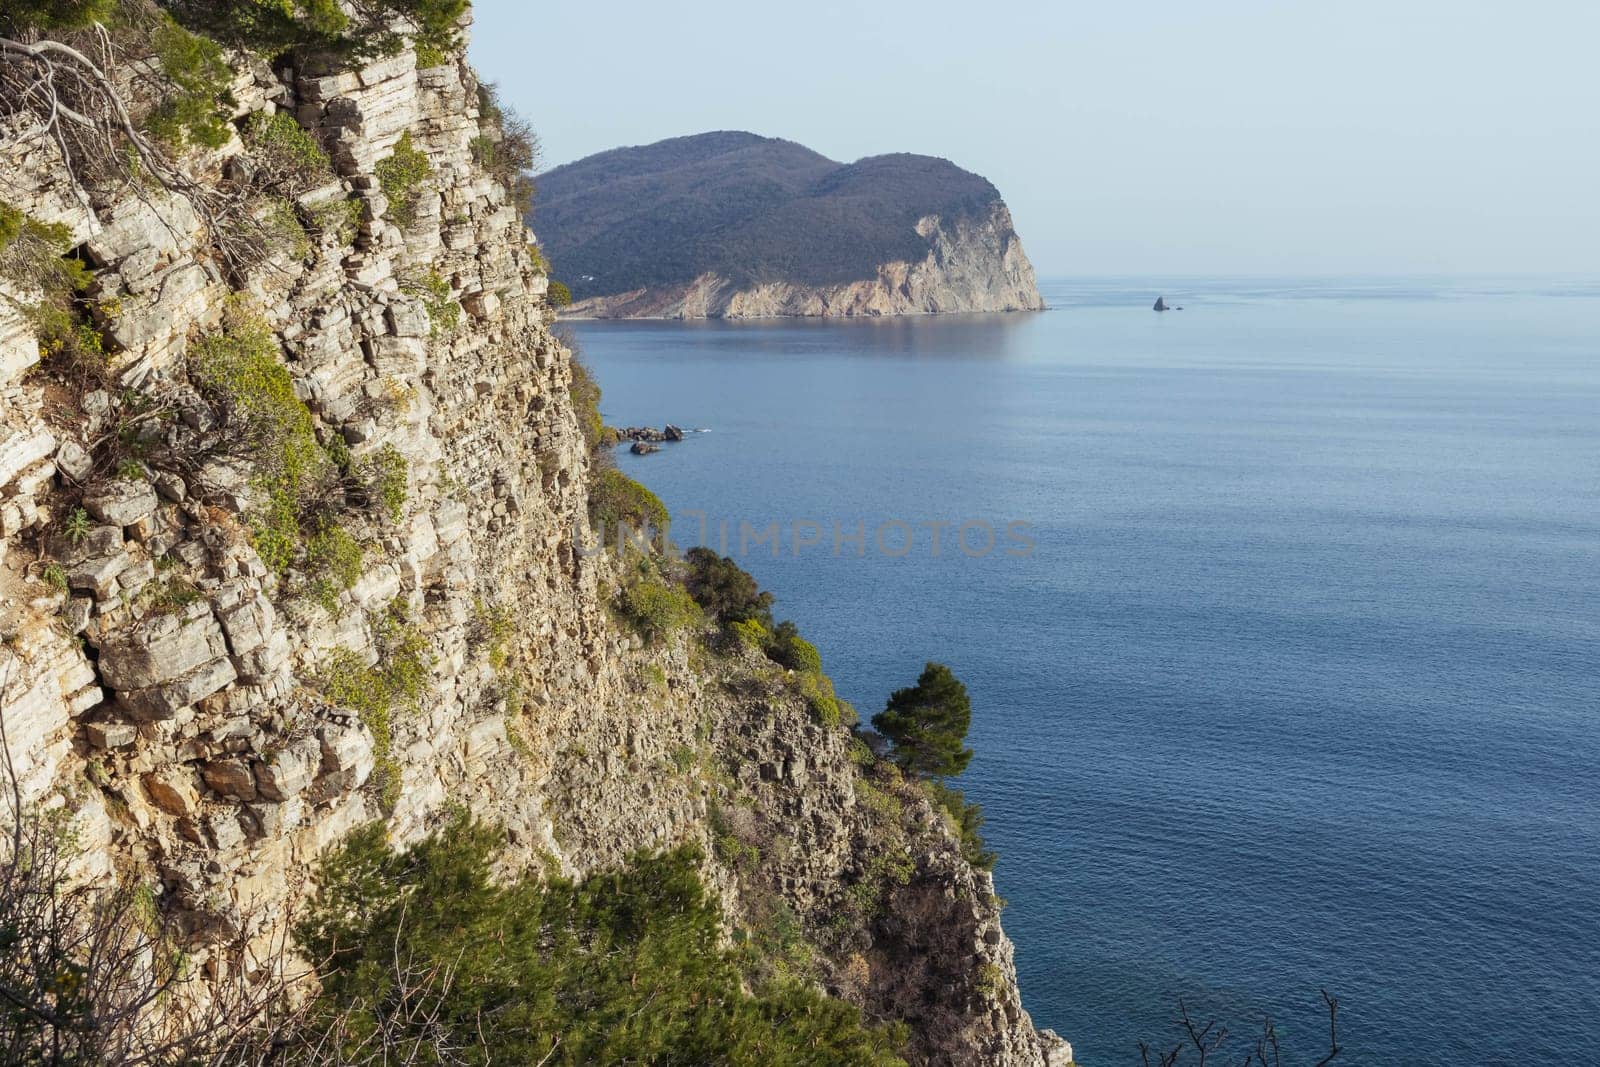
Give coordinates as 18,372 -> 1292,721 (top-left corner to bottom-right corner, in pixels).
534,132 -> 1045,319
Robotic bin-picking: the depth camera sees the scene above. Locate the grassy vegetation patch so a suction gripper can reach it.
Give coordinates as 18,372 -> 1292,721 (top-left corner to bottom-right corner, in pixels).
0,203 -> 103,375
189,303 -> 335,576
590,466 -> 669,535
297,815 -> 908,1065
618,572 -> 701,645
314,607 -> 431,809
243,110 -> 331,194
375,130 -> 430,229
400,268 -> 460,336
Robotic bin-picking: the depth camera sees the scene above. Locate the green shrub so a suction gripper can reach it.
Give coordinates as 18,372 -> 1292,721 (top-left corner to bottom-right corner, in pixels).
143,14 -> 234,150
316,648 -> 397,805
297,816 -> 907,1065
767,620 -> 821,673
568,352 -> 605,453
470,84 -> 539,215
260,195 -> 311,261
794,670 -> 842,727
619,576 -> 700,644
730,617 -> 769,649
872,662 -> 974,780
413,39 -> 446,68
375,130 -> 430,228
137,574 -> 203,617
61,506 -> 92,546
41,562 -> 67,591
165,0 -> 466,64
189,303 -> 335,575
0,204 -> 101,374
373,606 -> 430,705
841,848 -> 916,926
467,134 -> 496,170
709,801 -> 760,873
311,197 -> 364,245
243,110 -> 331,193
315,609 -> 431,808
548,278 -> 572,307
401,269 -> 460,336
0,0 -> 115,33
305,523 -> 363,612
683,547 -> 772,627
473,598 -> 516,672
974,962 -> 1005,1000
356,442 -> 407,523
924,780 -> 997,871
590,465 -> 669,535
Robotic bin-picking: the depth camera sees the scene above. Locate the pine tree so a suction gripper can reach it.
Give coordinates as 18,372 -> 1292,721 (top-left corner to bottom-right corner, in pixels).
872,662 -> 973,779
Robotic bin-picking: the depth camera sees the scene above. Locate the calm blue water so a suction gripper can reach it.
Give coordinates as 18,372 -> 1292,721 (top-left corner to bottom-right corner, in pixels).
571,277 -> 1600,1066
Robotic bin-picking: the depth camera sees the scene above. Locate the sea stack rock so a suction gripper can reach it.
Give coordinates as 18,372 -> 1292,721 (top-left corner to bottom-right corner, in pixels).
1153,296 -> 1168,311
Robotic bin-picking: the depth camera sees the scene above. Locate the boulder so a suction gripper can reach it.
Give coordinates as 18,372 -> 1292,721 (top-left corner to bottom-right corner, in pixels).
319,722 -> 375,786
629,441 -> 660,456
98,608 -> 228,692
217,592 -> 276,657
51,524 -> 122,564
62,597 -> 94,634
67,552 -> 130,598
201,758 -> 257,801
1040,1031 -> 1074,1067
83,193 -> 199,267
85,722 -> 137,749
54,440 -> 93,483
253,737 -> 323,802
0,427 -> 54,489
119,657 -> 238,721
143,770 -> 200,817
204,809 -> 246,852
83,479 -> 159,528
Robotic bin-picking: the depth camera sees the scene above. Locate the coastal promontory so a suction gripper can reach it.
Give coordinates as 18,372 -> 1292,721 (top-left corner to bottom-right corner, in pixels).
535,131 -> 1045,318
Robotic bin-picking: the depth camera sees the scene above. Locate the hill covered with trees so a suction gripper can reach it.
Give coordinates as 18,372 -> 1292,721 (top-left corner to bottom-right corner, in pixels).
534,132 -> 1043,317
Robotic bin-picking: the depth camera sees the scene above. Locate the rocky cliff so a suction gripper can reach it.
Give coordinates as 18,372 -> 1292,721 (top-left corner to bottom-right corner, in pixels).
566,203 -> 1044,320
0,13 -> 1066,1065
538,131 -> 1046,319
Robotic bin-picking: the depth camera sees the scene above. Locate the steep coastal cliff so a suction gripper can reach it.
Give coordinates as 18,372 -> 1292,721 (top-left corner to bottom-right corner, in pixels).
539,131 -> 1045,319
0,9 -> 1066,1065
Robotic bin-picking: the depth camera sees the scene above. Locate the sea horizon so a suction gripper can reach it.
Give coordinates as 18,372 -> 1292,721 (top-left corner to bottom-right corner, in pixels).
575,273 -> 1600,1064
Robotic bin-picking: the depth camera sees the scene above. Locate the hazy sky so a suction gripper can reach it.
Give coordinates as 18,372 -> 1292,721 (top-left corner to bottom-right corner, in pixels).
468,1 -> 1598,277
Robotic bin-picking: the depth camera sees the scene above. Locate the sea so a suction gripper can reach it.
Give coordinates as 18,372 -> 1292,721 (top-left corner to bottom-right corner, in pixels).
570,276 -> 1600,1066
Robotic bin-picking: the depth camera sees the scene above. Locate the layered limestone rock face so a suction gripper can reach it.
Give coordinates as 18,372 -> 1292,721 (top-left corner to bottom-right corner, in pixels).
565,202 -> 1046,320
0,19 -> 1067,1067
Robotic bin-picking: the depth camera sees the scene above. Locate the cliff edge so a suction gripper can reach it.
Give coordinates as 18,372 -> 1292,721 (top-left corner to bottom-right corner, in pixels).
0,11 -> 1065,1065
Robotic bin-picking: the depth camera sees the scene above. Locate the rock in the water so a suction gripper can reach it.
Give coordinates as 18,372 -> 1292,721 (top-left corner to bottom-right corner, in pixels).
629,441 -> 660,455
663,424 -> 684,441
1153,296 -> 1168,311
